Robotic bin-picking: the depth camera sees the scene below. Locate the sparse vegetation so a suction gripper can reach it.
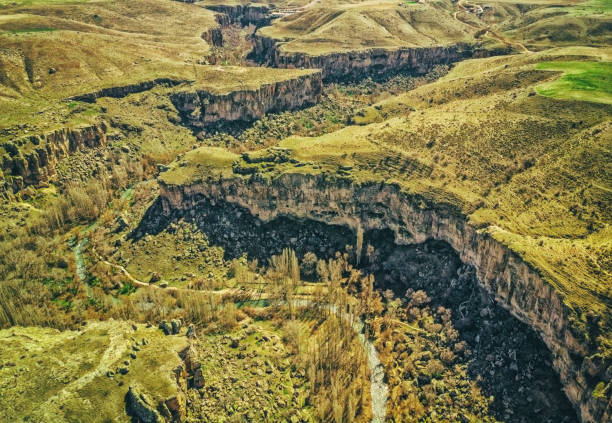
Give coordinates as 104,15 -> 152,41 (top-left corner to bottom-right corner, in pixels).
0,0 -> 609,421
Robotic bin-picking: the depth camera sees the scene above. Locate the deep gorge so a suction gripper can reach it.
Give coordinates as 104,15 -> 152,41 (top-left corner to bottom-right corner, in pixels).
150,172 -> 609,422
134,190 -> 578,422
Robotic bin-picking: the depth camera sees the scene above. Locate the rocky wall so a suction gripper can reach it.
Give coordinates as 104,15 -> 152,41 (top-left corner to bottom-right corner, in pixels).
0,122 -> 107,191
169,72 -> 322,130
158,172 -> 610,422
248,36 -> 478,82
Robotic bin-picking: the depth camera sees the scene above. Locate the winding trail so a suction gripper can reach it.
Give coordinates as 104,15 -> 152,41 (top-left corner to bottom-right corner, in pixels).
75,241 -> 388,422
453,1 -> 530,53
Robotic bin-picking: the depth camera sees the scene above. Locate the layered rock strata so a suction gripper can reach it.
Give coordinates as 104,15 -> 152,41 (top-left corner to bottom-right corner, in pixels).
204,4 -> 271,28
69,79 -> 187,103
1,122 -> 108,191
158,172 -> 609,423
248,37 -> 478,81
170,72 -> 322,130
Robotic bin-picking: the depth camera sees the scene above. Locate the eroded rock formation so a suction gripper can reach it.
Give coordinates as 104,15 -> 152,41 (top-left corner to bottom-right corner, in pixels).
126,386 -> 164,423
157,172 -> 609,422
248,37 -> 480,81
1,122 -> 108,192
69,79 -> 188,103
170,72 -> 322,130
202,27 -> 223,47
204,4 -> 271,28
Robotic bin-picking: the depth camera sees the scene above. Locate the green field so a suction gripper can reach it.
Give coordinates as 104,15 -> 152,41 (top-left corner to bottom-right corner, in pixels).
536,61 -> 612,104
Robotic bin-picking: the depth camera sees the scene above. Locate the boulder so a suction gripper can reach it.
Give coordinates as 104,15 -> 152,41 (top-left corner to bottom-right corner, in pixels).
125,385 -> 162,423
159,320 -> 172,335
186,324 -> 197,339
171,319 -> 182,335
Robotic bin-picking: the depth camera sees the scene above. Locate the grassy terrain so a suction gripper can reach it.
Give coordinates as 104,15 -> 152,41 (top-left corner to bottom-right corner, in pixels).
257,0 -> 477,55
0,0 -> 315,144
187,320 -> 317,421
121,221 -> 232,289
0,321 -> 188,422
536,60 -> 612,103
473,0 -> 611,50
162,48 -> 611,347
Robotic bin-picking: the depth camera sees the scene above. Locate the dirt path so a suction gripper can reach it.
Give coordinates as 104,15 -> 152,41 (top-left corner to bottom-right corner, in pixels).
78,241 -> 388,422
31,322 -> 130,421
454,1 -> 530,53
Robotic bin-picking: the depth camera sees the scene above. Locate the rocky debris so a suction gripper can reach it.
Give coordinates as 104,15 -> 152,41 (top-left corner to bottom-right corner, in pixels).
159,321 -> 172,336
1,122 -> 108,192
180,347 -> 200,373
181,326 -> 312,421
155,173 -> 599,422
159,319 -> 182,335
180,346 -> 205,390
170,72 -> 322,131
171,320 -> 182,335
115,215 -> 129,233
192,368 -> 204,389
135,195 -> 352,263
125,385 -> 163,423
186,325 -> 196,339
149,272 -> 162,284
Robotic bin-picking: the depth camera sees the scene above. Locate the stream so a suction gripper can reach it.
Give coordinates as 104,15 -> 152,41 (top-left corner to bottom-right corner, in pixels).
292,300 -> 388,422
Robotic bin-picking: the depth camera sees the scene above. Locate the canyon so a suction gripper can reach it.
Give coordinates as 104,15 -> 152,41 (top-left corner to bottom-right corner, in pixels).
0,1 -> 608,422
248,38 -> 478,82
155,170 -> 609,423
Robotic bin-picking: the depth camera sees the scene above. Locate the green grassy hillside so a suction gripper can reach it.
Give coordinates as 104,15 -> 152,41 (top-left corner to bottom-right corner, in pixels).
0,321 -> 188,422
257,0 -> 477,55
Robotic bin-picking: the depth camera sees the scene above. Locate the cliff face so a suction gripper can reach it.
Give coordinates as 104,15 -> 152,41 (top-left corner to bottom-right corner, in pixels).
1,122 -> 107,191
202,27 -> 223,47
158,172 -> 609,423
69,79 -> 187,103
249,36 -> 477,81
170,72 -> 322,130
204,4 -> 271,28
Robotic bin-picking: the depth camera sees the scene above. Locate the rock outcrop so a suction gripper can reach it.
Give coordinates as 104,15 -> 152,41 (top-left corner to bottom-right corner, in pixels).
248,36 -> 479,82
204,4 -> 271,28
202,27 -> 223,47
169,72 -> 322,130
157,172 -> 609,423
69,79 -> 188,103
125,386 -> 163,423
0,122 -> 108,192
